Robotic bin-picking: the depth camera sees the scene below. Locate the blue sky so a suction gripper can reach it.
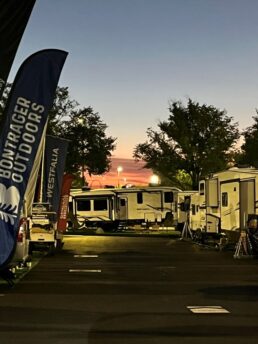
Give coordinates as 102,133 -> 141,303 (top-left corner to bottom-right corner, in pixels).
8,0 -> 258,158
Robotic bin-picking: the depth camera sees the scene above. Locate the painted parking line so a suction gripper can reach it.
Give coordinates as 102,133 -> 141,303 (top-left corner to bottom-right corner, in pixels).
73,255 -> 99,258
69,269 -> 101,273
187,306 -> 230,314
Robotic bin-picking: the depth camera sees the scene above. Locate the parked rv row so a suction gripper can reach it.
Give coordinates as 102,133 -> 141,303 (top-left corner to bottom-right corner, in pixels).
68,167 -> 258,246
10,166 -> 258,269
188,167 -> 258,241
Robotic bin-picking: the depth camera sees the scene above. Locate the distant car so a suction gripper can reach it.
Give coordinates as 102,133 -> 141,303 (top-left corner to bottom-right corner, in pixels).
28,203 -> 58,255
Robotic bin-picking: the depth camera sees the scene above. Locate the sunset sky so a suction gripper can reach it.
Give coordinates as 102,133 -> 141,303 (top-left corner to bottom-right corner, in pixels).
7,0 -> 258,182
85,158 -> 153,188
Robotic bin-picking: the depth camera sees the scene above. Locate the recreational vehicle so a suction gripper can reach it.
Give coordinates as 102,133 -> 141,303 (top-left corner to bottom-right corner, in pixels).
186,167 -> 258,240
189,191 -> 206,232
177,190 -> 199,230
69,188 -> 116,230
69,186 -> 181,231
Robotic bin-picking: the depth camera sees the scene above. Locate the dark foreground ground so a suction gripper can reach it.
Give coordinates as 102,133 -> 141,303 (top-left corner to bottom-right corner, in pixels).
0,235 -> 258,344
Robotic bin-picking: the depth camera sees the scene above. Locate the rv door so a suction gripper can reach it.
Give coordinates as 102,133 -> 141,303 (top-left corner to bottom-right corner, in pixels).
117,196 -> 128,220
240,179 -> 255,229
220,181 -> 240,231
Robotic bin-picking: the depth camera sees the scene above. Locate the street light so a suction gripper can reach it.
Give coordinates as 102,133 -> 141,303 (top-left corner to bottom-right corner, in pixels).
149,174 -> 160,186
117,166 -> 123,188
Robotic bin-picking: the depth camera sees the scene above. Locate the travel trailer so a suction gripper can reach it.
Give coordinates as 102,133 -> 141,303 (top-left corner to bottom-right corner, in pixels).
187,167 -> 258,240
69,186 -> 181,231
177,190 -> 199,230
189,191 -> 206,232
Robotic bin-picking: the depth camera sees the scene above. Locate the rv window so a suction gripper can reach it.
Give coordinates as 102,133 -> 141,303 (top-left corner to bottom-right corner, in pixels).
164,192 -> 173,203
120,199 -> 126,207
200,182 -> 205,195
222,192 -> 228,207
137,192 -> 143,204
94,199 -> 108,211
192,204 -> 196,215
77,200 -> 91,211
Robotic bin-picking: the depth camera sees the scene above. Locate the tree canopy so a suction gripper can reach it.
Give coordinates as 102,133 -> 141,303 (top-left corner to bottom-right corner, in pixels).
238,112 -> 258,168
62,107 -> 116,177
134,98 -> 239,189
0,82 -> 11,128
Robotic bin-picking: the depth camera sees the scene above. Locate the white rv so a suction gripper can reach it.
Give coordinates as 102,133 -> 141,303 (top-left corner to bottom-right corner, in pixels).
189,191 -> 206,231
69,186 -> 181,231
177,191 -> 199,230
69,188 -> 116,230
189,167 -> 258,239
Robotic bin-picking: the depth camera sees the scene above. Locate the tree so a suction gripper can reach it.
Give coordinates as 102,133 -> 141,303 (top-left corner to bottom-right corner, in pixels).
134,98 -> 239,189
62,107 -> 116,183
0,82 -> 11,128
0,84 -> 116,183
238,112 -> 258,167
47,86 -> 79,136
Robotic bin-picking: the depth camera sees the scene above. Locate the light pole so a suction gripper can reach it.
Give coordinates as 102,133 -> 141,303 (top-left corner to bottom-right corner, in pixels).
117,166 -> 123,188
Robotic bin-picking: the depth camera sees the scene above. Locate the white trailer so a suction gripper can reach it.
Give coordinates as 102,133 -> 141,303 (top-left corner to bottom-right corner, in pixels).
69,189 -> 116,230
69,186 -> 181,231
189,191 -> 206,231
115,186 -> 180,229
189,167 -> 258,240
177,190 -> 199,230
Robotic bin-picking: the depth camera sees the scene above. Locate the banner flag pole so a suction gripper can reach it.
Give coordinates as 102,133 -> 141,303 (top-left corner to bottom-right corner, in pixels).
0,49 -> 68,268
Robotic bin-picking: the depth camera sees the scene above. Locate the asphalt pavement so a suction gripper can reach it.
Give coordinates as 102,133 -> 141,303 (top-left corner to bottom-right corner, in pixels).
0,235 -> 258,344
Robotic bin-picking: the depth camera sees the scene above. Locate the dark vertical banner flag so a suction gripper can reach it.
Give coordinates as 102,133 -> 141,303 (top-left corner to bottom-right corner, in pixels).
43,135 -> 69,213
0,0 -> 36,98
57,174 -> 74,233
0,49 -> 68,267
